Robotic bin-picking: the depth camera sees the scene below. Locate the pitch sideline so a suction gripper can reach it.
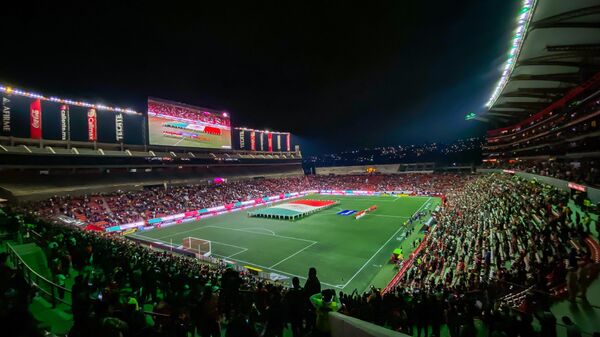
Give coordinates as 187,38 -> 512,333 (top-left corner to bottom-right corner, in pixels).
340,197 -> 432,289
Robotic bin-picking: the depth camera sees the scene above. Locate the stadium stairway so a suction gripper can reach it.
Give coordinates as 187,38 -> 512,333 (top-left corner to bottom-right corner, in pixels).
100,196 -> 115,216
546,203 -> 600,336
10,242 -> 51,279
363,175 -> 384,190
2,241 -> 73,335
550,276 -> 600,336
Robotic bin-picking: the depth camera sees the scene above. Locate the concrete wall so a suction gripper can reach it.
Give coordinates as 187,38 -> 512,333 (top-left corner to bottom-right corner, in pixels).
329,312 -> 410,337
477,168 -> 600,204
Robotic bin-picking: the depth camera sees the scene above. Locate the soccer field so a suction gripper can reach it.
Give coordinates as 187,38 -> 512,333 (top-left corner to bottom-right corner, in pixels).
129,194 -> 439,292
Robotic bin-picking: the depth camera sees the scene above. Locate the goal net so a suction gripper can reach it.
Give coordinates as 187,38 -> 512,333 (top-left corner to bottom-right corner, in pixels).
182,237 -> 212,257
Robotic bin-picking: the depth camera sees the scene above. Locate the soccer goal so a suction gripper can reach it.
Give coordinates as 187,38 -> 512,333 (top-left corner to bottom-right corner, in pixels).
182,237 -> 212,257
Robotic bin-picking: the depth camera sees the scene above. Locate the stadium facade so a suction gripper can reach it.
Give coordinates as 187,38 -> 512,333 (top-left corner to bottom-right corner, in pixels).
1,1 -> 600,336
0,84 -> 303,201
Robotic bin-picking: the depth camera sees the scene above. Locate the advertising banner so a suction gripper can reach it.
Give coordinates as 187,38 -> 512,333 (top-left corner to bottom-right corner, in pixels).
239,129 -> 245,148
250,131 -> 256,150
115,113 -> 124,142
268,132 -> 273,152
260,132 -> 264,151
29,99 -> 42,139
87,108 -> 97,141
60,105 -> 70,141
1,95 -> 10,136
277,134 -> 281,151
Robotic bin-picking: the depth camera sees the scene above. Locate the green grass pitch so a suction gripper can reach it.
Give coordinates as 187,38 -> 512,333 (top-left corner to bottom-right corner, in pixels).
129,194 -> 440,292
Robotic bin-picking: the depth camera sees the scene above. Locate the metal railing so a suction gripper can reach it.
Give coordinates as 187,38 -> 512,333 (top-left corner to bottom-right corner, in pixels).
5,240 -> 171,319
6,242 -> 72,308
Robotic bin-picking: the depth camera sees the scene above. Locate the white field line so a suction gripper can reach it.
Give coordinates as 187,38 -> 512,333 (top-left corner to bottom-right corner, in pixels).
369,214 -> 411,219
242,227 -> 276,235
133,233 -> 249,259
151,224 -> 316,244
132,233 -> 249,251
132,231 -> 342,287
341,197 -> 432,288
134,195 -> 435,289
226,248 -> 249,258
269,241 -> 318,269
206,225 -> 317,244
211,255 -> 343,289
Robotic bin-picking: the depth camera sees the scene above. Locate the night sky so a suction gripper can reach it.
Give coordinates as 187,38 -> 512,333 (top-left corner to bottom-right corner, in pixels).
0,1 -> 519,154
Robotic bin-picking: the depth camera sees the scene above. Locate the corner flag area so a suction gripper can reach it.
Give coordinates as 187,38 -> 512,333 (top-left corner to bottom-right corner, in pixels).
129,194 -> 439,292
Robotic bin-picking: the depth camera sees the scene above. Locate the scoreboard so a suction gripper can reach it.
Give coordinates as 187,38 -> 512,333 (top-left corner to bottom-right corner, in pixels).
0,85 -> 145,144
233,127 -> 291,152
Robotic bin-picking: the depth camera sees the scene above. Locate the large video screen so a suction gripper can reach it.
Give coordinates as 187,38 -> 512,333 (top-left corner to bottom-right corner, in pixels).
147,98 -> 232,149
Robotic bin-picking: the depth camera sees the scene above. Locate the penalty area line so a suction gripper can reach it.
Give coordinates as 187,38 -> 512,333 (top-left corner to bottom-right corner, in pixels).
269,241 -> 318,269
131,233 -> 249,252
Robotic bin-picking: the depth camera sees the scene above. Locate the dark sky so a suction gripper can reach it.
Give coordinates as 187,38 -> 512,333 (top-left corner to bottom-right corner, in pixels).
0,1 -> 519,154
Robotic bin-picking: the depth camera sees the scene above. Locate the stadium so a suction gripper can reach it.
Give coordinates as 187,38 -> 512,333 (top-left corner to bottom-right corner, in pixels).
0,1 -> 599,337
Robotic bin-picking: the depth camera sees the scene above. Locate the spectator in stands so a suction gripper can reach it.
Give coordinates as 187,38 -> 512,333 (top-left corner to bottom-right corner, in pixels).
304,267 -> 321,332
284,277 -> 305,337
310,289 -> 341,337
264,288 -> 285,337
3,172 -> 598,337
0,251 -> 44,337
26,174 -> 468,229
225,301 -> 258,337
198,284 -> 221,337
220,265 -> 241,319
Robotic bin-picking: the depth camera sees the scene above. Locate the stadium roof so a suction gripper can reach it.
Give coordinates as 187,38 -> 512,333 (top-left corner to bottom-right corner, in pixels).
481,0 -> 600,124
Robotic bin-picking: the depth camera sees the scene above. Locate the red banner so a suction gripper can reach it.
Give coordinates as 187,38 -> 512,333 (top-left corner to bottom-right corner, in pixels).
250,131 -> 256,150
87,108 -> 97,141
267,132 -> 273,152
286,133 -> 291,151
29,99 -> 42,139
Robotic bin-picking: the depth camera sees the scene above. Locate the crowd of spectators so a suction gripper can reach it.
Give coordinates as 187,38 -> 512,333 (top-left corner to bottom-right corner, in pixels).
3,173 -> 599,336
304,138 -> 482,167
148,100 -> 230,127
483,159 -> 600,187
349,173 -> 598,336
482,97 -> 599,171
2,210 -> 346,337
29,174 -> 466,228
484,97 -> 599,150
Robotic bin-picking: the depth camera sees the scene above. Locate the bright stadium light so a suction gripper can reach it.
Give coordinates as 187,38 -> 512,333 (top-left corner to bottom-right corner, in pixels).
465,112 -> 477,121
0,83 -> 140,114
485,0 -> 537,109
